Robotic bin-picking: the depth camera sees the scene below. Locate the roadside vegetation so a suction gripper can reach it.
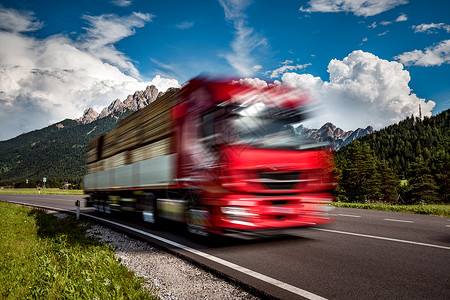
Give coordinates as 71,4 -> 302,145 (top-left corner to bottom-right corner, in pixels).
0,201 -> 157,299
335,110 -> 449,205
0,188 -> 83,195
331,202 -> 450,217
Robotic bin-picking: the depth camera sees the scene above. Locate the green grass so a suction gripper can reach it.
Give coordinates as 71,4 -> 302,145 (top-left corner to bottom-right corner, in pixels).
0,188 -> 83,195
331,202 -> 450,217
0,201 -> 157,299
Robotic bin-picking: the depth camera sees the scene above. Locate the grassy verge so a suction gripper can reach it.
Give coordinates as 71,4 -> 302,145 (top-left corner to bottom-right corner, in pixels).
331,202 -> 450,217
0,201 -> 157,299
0,188 -> 83,195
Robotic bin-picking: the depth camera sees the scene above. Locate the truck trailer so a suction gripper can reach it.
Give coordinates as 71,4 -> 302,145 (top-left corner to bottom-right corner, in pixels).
84,77 -> 335,237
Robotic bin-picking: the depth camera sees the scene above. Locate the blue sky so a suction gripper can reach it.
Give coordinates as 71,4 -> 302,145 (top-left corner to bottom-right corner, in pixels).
0,0 -> 449,141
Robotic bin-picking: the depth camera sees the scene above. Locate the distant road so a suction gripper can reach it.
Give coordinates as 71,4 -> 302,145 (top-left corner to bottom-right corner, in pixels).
2,194 -> 449,299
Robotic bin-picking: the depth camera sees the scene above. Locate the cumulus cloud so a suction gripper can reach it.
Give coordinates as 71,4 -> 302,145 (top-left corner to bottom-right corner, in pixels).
281,50 -> 435,130
0,8 -> 179,141
218,0 -> 267,76
300,0 -> 408,17
395,39 -> 450,66
233,78 -> 269,89
412,23 -> 450,34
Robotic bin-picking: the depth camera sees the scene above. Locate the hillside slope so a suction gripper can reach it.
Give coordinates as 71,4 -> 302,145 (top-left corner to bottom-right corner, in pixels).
0,112 -> 132,186
336,109 -> 449,204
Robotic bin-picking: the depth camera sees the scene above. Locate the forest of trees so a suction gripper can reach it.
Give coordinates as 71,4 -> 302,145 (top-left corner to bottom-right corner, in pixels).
335,109 -> 449,204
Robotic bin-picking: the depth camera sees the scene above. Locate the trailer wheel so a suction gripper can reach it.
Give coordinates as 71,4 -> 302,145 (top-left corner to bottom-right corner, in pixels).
142,193 -> 158,227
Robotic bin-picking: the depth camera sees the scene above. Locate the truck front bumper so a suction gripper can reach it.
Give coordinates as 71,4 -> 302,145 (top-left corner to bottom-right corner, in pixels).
203,193 -> 334,235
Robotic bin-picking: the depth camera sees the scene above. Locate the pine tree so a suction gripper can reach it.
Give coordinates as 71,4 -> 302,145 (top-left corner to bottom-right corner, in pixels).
337,141 -> 381,203
407,159 -> 439,204
377,160 -> 399,203
431,150 -> 450,203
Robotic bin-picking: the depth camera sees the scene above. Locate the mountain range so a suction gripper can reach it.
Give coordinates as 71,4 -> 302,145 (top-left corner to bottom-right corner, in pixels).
77,86 -> 179,124
296,123 -> 374,150
0,85 -> 373,185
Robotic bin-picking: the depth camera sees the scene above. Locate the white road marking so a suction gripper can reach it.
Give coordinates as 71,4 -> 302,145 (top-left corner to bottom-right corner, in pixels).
6,200 -> 327,300
446,225 -> 450,228
87,214 -> 328,300
313,228 -> 450,250
338,214 -> 361,218
384,218 -> 414,223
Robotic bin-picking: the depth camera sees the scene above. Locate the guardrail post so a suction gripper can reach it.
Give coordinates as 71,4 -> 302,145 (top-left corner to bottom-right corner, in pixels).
75,200 -> 80,220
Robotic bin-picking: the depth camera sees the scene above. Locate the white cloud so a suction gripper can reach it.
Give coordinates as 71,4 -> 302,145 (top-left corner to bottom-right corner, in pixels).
378,30 -> 389,36
395,39 -> 450,66
412,23 -> 450,34
281,50 -> 435,130
281,73 -> 324,97
396,13 -> 407,22
233,78 -> 269,89
111,0 -> 132,7
300,0 -> 408,17
252,65 -> 263,72
176,21 -> 194,30
372,14 -> 406,28
218,0 -> 267,76
0,6 -> 43,32
0,8 -> 179,141
282,60 -> 294,65
269,63 -> 311,79
79,12 -> 154,78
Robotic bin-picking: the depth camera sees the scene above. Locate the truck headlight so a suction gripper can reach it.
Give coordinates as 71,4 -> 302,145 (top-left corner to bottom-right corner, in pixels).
221,206 -> 256,216
221,206 -> 257,226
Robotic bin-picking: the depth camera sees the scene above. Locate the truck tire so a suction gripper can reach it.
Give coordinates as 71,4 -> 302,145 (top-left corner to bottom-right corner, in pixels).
186,207 -> 210,238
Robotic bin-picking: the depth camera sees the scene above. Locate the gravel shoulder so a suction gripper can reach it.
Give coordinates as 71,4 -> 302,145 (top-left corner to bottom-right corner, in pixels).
81,221 -> 259,299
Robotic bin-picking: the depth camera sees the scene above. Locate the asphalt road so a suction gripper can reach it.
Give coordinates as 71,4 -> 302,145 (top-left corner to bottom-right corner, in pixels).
2,194 -> 449,299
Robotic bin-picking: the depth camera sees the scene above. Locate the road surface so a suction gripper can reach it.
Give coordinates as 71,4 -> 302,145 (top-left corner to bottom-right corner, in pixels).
2,194 -> 449,299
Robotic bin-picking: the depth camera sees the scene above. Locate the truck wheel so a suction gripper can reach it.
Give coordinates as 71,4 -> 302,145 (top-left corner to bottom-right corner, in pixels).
186,207 -> 210,238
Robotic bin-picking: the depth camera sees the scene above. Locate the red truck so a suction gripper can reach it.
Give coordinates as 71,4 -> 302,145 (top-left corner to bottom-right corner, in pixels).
84,77 -> 335,237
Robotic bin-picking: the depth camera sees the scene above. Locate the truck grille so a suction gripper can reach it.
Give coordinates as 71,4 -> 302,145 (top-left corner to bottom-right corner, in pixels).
258,171 -> 301,190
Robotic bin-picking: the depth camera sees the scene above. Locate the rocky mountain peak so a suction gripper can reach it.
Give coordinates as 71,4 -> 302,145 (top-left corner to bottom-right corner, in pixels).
76,85 -> 165,124
77,108 -> 99,124
296,122 -> 374,150
319,122 -> 337,136
143,85 -> 159,100
122,85 -> 160,111
98,99 -> 126,119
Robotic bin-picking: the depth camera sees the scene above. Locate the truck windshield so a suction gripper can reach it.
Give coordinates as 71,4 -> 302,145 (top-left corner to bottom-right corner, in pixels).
212,104 -> 327,150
